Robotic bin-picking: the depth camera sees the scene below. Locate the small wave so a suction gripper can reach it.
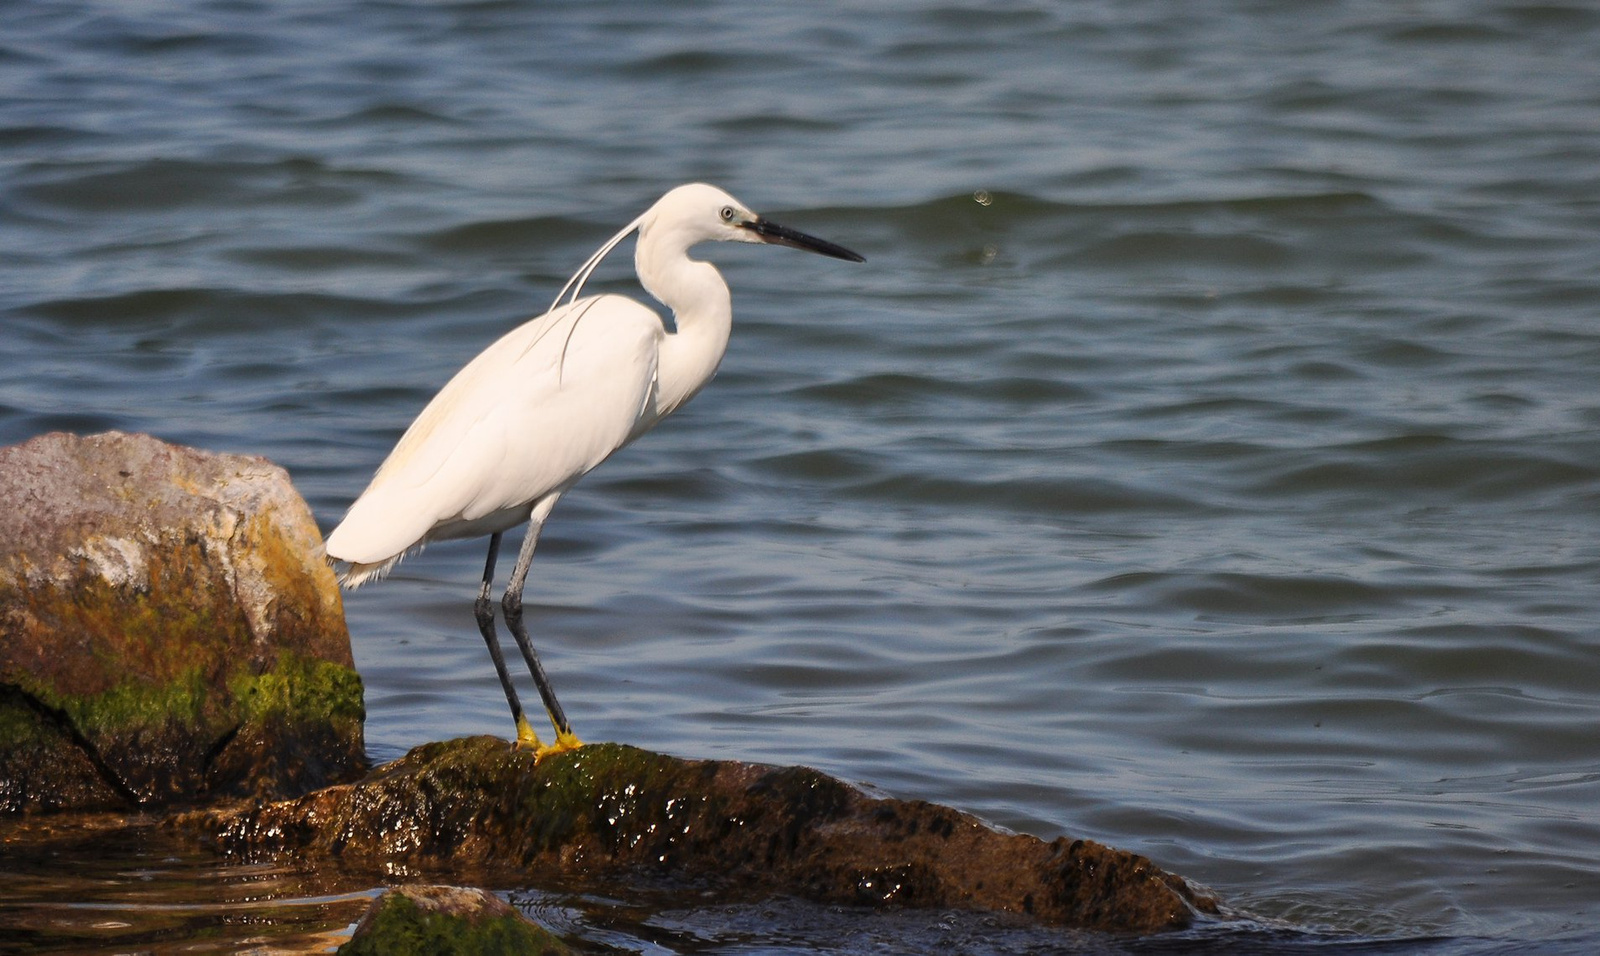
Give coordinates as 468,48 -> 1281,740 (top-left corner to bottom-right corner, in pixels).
1089,569 -> 1408,624
13,157 -> 368,213
407,215 -> 581,256
846,472 -> 1207,516
22,287 -> 424,333
1247,437 -> 1600,504
1077,230 -> 1295,268
313,103 -> 468,128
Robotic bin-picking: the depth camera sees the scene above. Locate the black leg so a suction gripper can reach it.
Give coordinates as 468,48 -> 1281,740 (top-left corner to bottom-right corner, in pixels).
473,531 -> 540,748
502,500 -> 582,753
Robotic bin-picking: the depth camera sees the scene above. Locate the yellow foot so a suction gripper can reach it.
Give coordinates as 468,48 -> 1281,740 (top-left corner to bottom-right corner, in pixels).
532,730 -> 584,763
513,715 -> 544,751
510,719 -> 583,762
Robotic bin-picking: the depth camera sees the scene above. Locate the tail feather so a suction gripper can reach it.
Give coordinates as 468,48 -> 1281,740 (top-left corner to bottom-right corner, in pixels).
329,547 -> 414,589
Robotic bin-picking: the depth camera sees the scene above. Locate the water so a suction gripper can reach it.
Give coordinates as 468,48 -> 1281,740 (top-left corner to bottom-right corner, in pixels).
3,0 -> 1599,951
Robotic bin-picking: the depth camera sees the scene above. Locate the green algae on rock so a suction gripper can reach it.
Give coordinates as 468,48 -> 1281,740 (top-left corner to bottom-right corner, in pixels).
338,885 -> 570,956
0,431 -> 366,812
181,737 -> 1223,934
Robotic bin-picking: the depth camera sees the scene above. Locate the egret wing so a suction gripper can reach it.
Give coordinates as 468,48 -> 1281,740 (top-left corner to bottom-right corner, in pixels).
327,295 -> 661,571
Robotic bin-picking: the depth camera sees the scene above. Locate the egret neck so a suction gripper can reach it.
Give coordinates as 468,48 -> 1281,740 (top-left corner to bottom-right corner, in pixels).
635,216 -> 733,425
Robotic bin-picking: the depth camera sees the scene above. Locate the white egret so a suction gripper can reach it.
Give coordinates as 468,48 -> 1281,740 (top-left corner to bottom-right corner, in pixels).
326,183 -> 864,759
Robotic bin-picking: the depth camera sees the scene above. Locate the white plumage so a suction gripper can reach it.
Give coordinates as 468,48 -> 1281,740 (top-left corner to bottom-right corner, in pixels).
325,182 -> 863,758
326,294 -> 661,585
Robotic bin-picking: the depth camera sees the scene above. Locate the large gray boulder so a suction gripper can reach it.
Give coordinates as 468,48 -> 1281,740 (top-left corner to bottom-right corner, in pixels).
0,431 -> 366,812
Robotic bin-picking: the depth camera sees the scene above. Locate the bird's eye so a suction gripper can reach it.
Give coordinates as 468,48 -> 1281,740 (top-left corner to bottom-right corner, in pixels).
719,205 -> 736,222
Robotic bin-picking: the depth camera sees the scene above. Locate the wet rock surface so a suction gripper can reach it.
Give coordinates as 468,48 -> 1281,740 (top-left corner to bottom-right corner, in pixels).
178,737 -> 1222,933
0,431 -> 367,812
339,884 -> 570,955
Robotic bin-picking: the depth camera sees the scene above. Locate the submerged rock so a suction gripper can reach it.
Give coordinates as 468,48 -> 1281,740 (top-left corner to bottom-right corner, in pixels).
0,431 -> 366,812
339,885 -> 570,956
179,737 -> 1222,933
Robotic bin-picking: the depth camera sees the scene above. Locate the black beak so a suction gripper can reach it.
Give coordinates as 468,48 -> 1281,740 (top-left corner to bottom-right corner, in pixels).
743,217 -> 865,263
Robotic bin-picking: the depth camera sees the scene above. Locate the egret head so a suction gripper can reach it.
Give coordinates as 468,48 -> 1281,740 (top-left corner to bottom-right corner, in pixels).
555,183 -> 862,311
650,183 -> 865,262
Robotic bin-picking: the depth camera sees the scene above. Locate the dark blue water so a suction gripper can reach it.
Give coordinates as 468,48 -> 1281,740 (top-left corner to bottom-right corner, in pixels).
3,1 -> 1600,952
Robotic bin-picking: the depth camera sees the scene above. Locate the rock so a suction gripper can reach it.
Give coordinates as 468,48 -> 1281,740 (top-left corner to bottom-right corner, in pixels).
177,737 -> 1223,933
0,431 -> 366,812
338,885 -> 570,955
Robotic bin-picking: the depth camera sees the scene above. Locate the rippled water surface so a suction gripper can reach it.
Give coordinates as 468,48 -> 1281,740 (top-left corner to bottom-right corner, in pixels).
4,1 -> 1600,952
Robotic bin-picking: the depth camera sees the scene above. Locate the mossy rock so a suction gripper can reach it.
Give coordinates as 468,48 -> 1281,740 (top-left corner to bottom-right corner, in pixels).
182,737 -> 1223,933
0,432 -> 366,812
339,885 -> 569,956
